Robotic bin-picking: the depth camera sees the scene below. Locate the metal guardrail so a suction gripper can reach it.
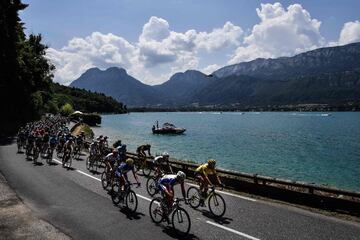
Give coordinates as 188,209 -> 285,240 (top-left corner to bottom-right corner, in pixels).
125,152 -> 360,201
79,137 -> 360,215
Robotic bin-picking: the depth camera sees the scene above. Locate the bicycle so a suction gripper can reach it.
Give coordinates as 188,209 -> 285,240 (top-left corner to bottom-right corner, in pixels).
72,145 -> 81,160
187,185 -> 226,218
62,150 -> 72,168
45,146 -> 55,164
146,168 -> 164,196
111,181 -> 139,213
86,154 -> 99,172
149,197 -> 191,237
135,155 -> 152,176
101,168 -> 112,189
33,145 -> 40,164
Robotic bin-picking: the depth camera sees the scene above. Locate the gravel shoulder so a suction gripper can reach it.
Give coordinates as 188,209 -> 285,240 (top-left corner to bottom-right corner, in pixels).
0,172 -> 70,240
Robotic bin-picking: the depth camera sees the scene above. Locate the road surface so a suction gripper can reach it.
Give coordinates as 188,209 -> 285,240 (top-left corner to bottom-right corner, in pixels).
1,143 -> 359,240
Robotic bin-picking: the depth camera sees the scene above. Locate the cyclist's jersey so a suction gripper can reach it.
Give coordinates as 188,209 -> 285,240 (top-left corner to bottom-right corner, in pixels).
43,134 -> 50,142
158,174 -> 178,187
49,136 -> 57,146
27,135 -> 35,143
195,163 -> 216,177
115,163 -> 134,179
35,137 -> 43,146
104,153 -> 117,165
137,145 -> 150,153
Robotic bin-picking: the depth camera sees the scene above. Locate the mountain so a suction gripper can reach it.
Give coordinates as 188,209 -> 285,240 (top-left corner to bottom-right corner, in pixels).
70,67 -> 162,107
214,42 -> 360,80
68,42 -> 360,109
153,70 -> 217,106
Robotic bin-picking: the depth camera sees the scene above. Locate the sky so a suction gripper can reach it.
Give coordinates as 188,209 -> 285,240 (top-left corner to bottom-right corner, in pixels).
21,0 -> 360,86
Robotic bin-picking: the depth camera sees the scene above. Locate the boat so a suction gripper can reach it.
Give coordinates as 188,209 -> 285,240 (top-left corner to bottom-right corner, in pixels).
152,122 -> 186,134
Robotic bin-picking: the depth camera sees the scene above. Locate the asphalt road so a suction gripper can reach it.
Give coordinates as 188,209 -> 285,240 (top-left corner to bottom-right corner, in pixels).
1,143 -> 360,240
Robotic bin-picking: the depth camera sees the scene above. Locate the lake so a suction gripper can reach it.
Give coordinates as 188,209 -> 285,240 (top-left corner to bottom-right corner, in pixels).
92,112 -> 360,192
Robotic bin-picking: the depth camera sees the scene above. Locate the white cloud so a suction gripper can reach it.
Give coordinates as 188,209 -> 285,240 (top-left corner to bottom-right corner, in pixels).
338,21 -> 360,45
229,2 -> 325,64
48,4 -> 360,86
50,17 -> 243,85
201,64 -> 221,75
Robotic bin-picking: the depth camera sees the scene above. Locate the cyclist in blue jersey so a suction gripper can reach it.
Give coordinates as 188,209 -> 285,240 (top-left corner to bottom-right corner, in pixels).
115,158 -> 140,190
158,171 -> 187,211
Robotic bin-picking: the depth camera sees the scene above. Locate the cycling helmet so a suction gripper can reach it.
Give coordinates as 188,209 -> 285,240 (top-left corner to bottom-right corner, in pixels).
207,159 -> 216,168
126,158 -> 134,165
112,149 -> 118,156
162,152 -> 169,157
176,171 -> 186,181
208,159 -> 216,164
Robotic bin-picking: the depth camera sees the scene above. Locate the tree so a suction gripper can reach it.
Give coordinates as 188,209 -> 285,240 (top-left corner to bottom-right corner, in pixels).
60,103 -> 74,116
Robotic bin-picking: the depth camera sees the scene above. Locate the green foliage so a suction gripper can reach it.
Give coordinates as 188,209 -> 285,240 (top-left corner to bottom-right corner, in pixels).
51,83 -> 126,114
60,103 -> 74,116
0,0 -> 126,135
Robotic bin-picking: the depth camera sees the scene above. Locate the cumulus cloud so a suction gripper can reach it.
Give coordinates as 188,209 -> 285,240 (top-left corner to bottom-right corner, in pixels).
338,21 -> 360,45
48,4 -> 360,86
50,16 -> 243,85
229,2 -> 325,64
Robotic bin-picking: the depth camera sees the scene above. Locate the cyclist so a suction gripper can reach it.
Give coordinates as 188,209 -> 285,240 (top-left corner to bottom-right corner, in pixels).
116,144 -> 127,162
157,171 -> 187,217
153,152 -> 173,174
195,159 -> 224,199
62,137 -> 74,162
136,144 -> 152,158
89,140 -> 99,157
115,158 -> 140,191
104,149 -> 119,186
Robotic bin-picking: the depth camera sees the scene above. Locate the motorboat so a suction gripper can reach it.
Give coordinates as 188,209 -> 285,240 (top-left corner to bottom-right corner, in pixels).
152,122 -> 186,134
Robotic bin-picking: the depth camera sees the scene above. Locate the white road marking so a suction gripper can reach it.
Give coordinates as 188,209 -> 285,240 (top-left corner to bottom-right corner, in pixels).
76,169 -> 102,182
53,157 -> 258,238
53,158 -> 152,202
186,183 -> 257,202
206,221 -> 260,240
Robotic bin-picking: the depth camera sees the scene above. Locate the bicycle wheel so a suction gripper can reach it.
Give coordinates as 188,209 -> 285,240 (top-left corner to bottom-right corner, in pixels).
146,177 -> 158,196
187,187 -> 201,209
142,165 -> 152,177
111,183 -> 121,205
67,156 -> 72,168
86,156 -> 91,170
125,190 -> 138,213
149,197 -> 164,224
208,193 -> 226,218
33,149 -> 39,164
101,171 -> 109,189
172,207 -> 191,237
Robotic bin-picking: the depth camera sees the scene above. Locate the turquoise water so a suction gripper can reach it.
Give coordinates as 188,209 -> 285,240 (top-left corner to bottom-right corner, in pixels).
93,112 -> 360,192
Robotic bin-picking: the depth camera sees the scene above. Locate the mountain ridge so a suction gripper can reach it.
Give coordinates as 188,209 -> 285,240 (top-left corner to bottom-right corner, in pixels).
70,42 -> 360,108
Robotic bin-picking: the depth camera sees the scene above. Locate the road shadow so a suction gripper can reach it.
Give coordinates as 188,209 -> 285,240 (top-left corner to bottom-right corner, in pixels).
119,208 -> 145,220
33,162 -> 44,166
0,137 -> 15,146
89,169 -> 101,175
63,166 -> 75,171
162,226 -> 199,240
201,211 -> 233,224
47,161 -> 58,166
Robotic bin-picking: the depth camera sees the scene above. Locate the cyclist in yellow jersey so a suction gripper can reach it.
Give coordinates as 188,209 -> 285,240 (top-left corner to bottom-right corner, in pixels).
195,159 -> 224,197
